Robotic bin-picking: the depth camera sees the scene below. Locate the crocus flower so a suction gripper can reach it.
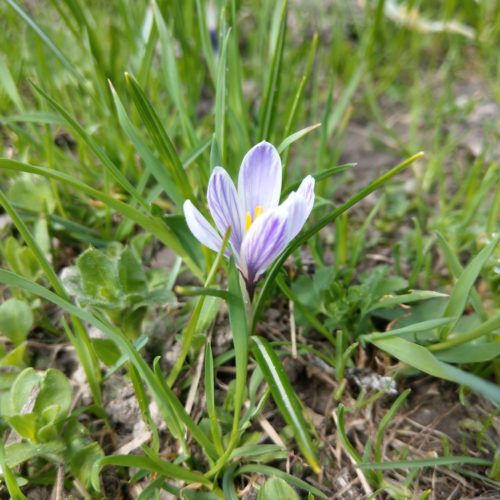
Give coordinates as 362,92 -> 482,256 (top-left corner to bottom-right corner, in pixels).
183,141 -> 315,292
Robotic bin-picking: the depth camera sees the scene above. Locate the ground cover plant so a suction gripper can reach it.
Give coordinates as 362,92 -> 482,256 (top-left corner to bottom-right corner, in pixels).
0,0 -> 499,498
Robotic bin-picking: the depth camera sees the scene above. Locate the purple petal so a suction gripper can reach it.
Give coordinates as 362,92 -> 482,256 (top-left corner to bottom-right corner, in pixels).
281,175 -> 315,241
183,200 -> 223,253
239,208 -> 288,284
238,141 -> 282,215
207,167 -> 245,254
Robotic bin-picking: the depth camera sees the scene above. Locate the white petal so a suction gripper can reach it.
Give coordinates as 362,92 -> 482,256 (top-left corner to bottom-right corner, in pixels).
237,141 -> 282,215
183,200 -> 223,253
280,175 -> 315,241
207,167 -> 245,254
297,175 -> 315,214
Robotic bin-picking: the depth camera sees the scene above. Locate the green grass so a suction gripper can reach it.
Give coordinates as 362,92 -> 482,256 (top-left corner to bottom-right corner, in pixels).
0,0 -> 498,498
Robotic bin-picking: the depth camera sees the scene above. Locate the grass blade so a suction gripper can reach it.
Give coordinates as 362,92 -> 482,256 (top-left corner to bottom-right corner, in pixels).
125,72 -> 195,201
258,0 -> 288,141
93,454 -> 212,491
438,234 -> 499,340
6,0 -> 83,84
109,81 -> 183,206
357,456 -> 492,470
214,28 -> 231,166
31,81 -> 148,209
204,342 -> 224,455
436,231 -> 487,321
251,336 -> 321,473
277,123 -> 321,155
227,263 -> 249,435
152,1 -> 197,146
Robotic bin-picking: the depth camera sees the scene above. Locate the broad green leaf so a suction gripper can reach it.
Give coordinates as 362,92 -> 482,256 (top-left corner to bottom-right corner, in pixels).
0,342 -> 27,368
370,336 -> 500,405
361,317 -> 456,342
4,441 -> 65,468
70,442 -> 104,489
8,175 -> 55,214
0,175 -> 102,407
235,464 -> 326,498
92,338 -> 121,367
118,248 -> 148,295
3,237 -> 40,280
434,342 -> 500,364
9,367 -> 41,415
0,299 -> 33,345
258,477 -> 299,500
34,369 -> 72,419
6,413 -> 38,442
77,248 -> 122,305
251,336 -> 321,473
368,290 -> 448,312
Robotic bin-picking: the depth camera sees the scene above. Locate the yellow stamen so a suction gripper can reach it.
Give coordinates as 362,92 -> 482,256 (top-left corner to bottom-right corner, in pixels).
245,211 -> 252,232
245,205 -> 264,232
253,205 -> 264,220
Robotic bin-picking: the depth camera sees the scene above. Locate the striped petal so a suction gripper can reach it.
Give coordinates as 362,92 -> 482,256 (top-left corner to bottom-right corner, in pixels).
238,141 -> 282,215
280,175 -> 315,241
183,200 -> 223,253
207,167 -> 245,254
239,207 -> 288,284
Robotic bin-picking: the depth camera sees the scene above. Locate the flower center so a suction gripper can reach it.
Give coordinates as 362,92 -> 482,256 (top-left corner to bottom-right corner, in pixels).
245,205 -> 264,232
